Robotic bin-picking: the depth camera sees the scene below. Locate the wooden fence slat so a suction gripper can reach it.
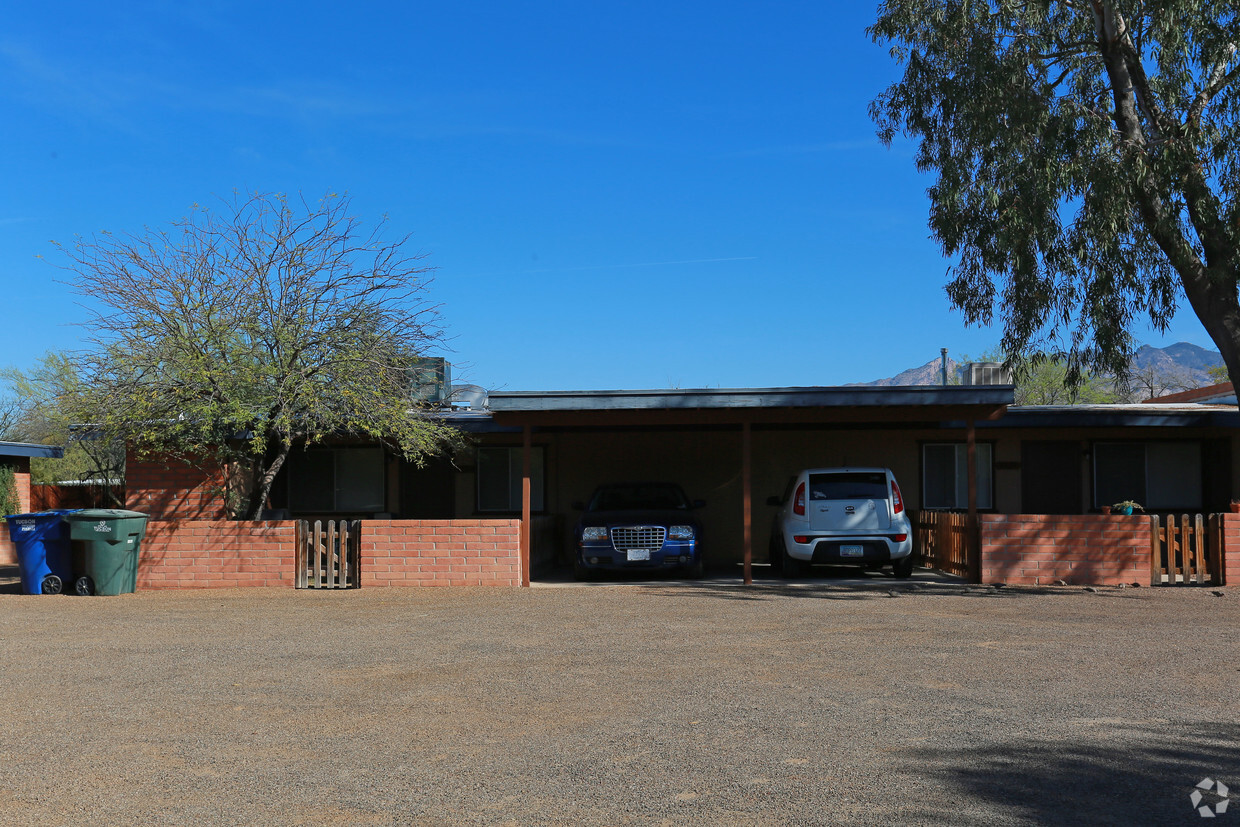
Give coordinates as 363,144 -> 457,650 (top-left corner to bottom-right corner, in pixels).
339,521 -> 349,588
328,520 -> 339,587
1151,516 -> 1162,585
293,523 -> 306,587
1193,514 -> 1201,581
312,520 -> 323,588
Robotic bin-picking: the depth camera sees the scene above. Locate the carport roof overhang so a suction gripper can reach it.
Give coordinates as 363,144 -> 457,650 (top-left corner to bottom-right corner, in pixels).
487,385 -> 1013,428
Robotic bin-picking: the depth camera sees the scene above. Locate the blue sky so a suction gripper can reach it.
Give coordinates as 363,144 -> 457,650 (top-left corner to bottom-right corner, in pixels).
0,2 -> 1218,392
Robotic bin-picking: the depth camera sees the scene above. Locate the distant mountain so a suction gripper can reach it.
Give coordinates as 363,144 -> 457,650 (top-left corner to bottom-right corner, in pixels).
857,343 -> 1224,389
1131,343 -> 1224,383
855,356 -> 960,387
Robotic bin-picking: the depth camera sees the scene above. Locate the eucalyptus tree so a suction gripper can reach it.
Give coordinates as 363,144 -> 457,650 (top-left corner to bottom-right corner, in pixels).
870,1 -> 1240,384
60,192 -> 456,520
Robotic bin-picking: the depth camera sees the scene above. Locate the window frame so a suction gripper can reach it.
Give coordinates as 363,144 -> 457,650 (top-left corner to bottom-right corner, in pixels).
1090,440 -> 1204,511
475,445 -> 547,514
286,446 -> 387,514
919,440 -> 995,511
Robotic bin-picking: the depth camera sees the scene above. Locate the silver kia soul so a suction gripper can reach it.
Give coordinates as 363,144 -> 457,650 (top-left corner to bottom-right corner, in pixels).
767,467 -> 915,578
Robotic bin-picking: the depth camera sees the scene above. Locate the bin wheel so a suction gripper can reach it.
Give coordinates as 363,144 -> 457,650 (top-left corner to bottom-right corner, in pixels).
41,575 -> 63,595
74,576 -> 95,596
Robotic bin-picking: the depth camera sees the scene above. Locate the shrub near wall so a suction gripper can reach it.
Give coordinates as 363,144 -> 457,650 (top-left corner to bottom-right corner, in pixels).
0,460 -> 31,566
981,514 -> 1151,586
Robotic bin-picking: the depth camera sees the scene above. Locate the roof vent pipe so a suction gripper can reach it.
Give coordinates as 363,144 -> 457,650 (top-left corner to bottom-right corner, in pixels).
940,348 -> 949,386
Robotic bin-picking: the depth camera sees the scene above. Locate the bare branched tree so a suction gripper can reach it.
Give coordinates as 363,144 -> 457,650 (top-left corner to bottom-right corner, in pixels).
59,191 -> 458,520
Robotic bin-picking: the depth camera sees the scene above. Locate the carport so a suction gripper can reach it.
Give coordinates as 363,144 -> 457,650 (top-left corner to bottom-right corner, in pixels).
486,385 -> 1013,585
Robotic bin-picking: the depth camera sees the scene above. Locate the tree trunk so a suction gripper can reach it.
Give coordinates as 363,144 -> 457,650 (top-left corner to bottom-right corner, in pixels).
245,444 -> 292,521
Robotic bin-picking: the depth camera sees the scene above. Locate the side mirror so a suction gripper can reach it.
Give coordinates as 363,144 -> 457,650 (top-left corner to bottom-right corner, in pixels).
766,496 -> 782,507
691,499 -> 706,509
571,501 -> 585,511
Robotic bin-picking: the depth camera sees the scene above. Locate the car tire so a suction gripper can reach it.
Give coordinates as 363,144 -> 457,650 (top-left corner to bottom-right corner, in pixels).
892,556 -> 914,579
685,558 -> 705,579
781,544 -> 807,579
573,560 -> 595,582
768,536 -> 784,576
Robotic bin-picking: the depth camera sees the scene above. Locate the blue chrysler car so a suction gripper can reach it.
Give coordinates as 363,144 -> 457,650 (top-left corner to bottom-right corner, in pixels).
573,482 -> 705,579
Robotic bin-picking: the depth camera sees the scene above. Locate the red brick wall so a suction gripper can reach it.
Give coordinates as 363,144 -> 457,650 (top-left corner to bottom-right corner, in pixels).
1221,513 -> 1240,587
138,520 -> 295,590
981,514 -> 1152,586
31,484 -> 125,512
126,451 -> 228,521
360,519 -> 521,587
0,458 -> 32,566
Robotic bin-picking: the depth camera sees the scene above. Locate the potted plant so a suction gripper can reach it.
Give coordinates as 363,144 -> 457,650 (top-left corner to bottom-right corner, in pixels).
1229,499 -> 1240,514
1111,500 -> 1145,516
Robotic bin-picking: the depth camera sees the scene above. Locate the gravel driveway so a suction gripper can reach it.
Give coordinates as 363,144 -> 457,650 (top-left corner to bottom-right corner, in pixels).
0,573 -> 1237,825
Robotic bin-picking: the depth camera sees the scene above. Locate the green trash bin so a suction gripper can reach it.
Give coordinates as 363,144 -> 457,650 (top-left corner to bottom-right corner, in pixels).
63,510 -> 149,596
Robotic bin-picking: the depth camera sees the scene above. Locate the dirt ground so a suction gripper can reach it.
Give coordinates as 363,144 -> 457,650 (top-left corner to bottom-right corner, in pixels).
0,570 -> 1237,825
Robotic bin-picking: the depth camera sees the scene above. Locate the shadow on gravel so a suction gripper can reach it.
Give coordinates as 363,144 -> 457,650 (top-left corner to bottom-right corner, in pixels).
0,564 -> 19,595
899,722 -> 1240,823
635,579 -> 1153,602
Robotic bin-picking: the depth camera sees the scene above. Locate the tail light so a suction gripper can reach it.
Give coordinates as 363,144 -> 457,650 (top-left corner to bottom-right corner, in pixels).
793,482 -> 806,516
891,479 -> 904,514
892,533 -> 907,542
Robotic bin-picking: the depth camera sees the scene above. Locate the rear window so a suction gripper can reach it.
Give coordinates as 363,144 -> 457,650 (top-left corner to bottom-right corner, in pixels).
808,473 -> 889,501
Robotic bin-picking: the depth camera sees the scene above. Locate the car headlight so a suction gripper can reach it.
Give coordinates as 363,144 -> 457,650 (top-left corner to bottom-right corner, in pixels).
581,527 -> 609,541
668,525 -> 694,540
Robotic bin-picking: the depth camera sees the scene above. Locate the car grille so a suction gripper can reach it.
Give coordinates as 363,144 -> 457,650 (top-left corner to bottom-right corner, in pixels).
610,526 -> 666,551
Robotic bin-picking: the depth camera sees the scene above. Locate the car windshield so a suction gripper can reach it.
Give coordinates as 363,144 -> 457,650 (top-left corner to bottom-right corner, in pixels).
808,472 -> 889,500
588,484 -> 690,511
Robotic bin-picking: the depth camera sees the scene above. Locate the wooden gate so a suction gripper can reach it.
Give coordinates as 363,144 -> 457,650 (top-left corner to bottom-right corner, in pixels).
914,510 -> 972,579
296,520 -> 361,589
1151,514 -> 1220,585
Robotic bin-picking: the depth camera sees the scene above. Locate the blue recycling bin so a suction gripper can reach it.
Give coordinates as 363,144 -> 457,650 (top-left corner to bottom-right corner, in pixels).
4,511 -> 79,595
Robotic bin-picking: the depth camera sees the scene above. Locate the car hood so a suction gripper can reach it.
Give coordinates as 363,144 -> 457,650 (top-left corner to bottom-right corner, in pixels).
578,509 -> 699,529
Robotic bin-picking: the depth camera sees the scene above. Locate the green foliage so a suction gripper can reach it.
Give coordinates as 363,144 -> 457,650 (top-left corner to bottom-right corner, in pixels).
871,1 -> 1240,386
0,464 -> 20,516
0,353 -> 125,492
58,191 -> 459,520
1207,364 -> 1231,384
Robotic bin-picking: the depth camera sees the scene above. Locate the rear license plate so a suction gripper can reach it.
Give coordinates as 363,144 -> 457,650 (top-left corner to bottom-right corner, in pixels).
840,545 -> 864,557
626,549 -> 651,562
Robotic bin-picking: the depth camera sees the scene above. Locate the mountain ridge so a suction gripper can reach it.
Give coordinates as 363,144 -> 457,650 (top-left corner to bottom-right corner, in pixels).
855,342 -> 1225,391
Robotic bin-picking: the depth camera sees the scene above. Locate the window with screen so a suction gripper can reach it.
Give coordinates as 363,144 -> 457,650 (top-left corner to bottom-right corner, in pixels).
477,446 -> 545,512
1093,442 -> 1201,509
922,443 -> 993,509
287,447 -> 385,513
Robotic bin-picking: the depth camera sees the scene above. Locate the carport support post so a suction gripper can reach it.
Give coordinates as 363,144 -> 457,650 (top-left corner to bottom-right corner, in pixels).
967,418 -> 980,584
743,420 -> 752,586
521,425 -> 532,588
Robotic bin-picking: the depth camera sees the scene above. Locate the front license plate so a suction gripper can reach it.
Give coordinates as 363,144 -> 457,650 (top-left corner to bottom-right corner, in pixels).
626,549 -> 651,562
840,545 -> 864,557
